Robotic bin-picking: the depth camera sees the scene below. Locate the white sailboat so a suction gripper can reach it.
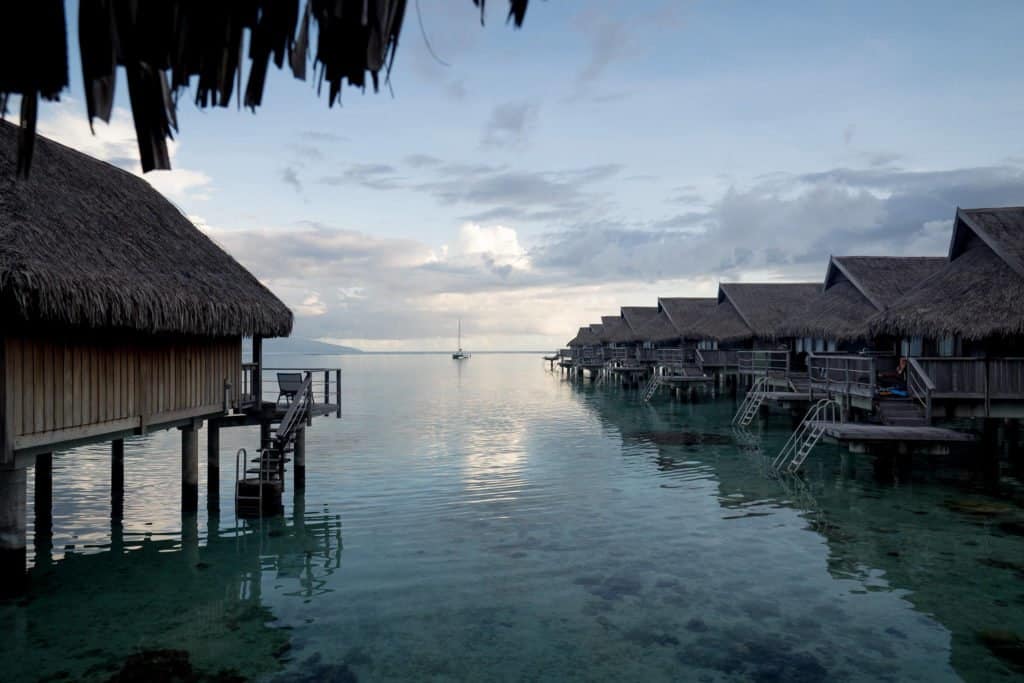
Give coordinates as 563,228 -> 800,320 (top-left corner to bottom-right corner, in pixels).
452,319 -> 471,360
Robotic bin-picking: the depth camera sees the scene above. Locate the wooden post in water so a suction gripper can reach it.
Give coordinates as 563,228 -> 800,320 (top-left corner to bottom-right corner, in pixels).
0,468 -> 27,594
294,426 -> 306,491
260,421 -> 272,451
34,453 -> 53,567
1006,419 -> 1023,477
253,336 -> 263,406
207,421 -> 220,512
111,439 -> 124,522
181,423 -> 199,515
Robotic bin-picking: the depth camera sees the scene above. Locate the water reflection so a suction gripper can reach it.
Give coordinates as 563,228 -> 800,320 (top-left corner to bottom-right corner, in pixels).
574,380 -> 1024,680
0,506 -> 342,682
3,355 -> 1023,681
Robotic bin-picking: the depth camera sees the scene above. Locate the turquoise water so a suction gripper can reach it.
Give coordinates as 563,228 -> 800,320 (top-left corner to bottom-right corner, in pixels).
2,353 -> 1024,681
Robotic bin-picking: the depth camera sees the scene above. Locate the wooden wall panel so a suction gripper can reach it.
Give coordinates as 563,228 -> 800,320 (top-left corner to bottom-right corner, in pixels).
4,335 -> 242,442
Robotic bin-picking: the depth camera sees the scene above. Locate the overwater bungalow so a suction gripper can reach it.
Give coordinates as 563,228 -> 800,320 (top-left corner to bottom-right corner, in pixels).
620,306 -> 679,356
689,283 -> 819,384
0,123 -> 339,584
866,207 -> 1024,421
657,297 -> 724,370
563,325 -> 603,375
772,207 -> 1024,473
781,256 -> 946,353
775,256 -> 946,404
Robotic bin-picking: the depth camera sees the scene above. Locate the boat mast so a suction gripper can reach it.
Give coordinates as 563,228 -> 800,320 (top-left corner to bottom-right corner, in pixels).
458,318 -> 462,350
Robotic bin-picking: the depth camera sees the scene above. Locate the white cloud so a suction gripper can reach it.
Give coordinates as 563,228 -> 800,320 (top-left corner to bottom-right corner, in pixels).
442,222 -> 531,271
296,294 -> 327,316
36,99 -> 212,203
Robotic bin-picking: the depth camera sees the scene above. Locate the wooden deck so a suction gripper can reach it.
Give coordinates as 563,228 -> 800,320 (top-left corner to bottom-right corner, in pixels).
809,421 -> 975,443
658,374 -> 714,385
765,391 -> 810,402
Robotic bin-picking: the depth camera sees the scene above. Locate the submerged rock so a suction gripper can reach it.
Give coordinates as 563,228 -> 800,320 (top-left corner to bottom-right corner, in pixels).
107,649 -> 193,682
998,520 -> 1024,537
106,649 -> 245,683
623,628 -> 680,647
632,431 -> 733,446
943,499 -> 1015,517
978,630 -> 1024,670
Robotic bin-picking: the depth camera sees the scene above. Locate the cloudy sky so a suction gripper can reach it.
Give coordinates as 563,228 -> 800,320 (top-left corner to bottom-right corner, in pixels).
28,0 -> 1024,350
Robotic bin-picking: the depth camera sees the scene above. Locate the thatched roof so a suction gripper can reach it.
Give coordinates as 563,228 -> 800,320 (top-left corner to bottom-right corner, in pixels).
567,326 -> 600,347
778,256 -> 945,341
621,306 -> 678,343
1,1 -> 530,176
0,120 -> 292,337
589,323 -> 604,338
687,298 -> 754,343
952,206 -> 1024,273
870,207 -> 1024,340
832,256 -> 946,310
719,282 -> 821,338
599,315 -> 633,344
658,297 -> 716,339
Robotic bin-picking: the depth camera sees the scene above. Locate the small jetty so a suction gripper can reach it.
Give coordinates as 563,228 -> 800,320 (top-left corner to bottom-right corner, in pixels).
559,205 -> 1024,472
0,124 -> 340,587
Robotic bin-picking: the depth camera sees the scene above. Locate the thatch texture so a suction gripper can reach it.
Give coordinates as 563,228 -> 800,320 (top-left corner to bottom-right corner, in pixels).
870,225 -> 1024,340
833,256 -> 946,310
599,315 -> 633,344
567,326 -> 599,348
621,306 -> 677,343
778,256 -> 946,340
719,283 -> 821,338
1,1 -> 530,176
658,297 -> 716,339
687,299 -> 754,343
955,207 -> 1024,275
777,278 -> 877,341
0,121 -> 292,337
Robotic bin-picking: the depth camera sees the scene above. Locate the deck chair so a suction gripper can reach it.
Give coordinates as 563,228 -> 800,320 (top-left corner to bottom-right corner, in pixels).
276,372 -> 304,405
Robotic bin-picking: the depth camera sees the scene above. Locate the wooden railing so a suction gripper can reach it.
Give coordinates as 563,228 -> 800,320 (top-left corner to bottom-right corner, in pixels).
695,349 -> 738,368
737,350 -> 789,376
809,353 -> 876,399
239,362 -> 260,409
906,358 -> 935,421
655,350 -> 679,366
911,357 -> 1024,416
606,347 -> 628,361
277,374 -> 314,438
263,367 -> 342,418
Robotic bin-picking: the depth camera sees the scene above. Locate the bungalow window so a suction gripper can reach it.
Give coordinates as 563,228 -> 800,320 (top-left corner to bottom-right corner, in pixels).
938,335 -> 957,357
827,340 -> 837,352
901,336 -> 923,357
804,337 -> 813,352
814,338 -> 825,353
795,338 -> 804,353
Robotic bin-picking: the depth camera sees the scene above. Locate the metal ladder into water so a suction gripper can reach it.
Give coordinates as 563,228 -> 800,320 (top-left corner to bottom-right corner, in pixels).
235,375 -> 312,516
642,371 -> 660,402
731,376 -> 769,427
772,398 -> 841,473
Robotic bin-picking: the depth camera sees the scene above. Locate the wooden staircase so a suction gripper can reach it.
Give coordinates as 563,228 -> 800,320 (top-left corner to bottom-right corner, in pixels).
788,373 -> 811,393
235,374 -> 312,517
878,397 -> 928,427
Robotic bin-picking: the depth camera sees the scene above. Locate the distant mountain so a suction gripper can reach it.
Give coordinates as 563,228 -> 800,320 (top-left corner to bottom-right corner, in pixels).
259,338 -> 363,355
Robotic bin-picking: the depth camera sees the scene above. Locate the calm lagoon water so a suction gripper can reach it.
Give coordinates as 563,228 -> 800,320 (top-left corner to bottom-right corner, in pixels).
2,353 -> 1024,681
